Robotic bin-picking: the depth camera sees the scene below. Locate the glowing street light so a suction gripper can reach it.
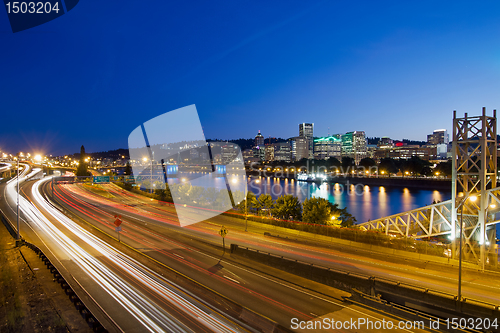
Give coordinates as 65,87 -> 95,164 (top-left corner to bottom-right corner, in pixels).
34,154 -> 42,162
457,193 -> 477,309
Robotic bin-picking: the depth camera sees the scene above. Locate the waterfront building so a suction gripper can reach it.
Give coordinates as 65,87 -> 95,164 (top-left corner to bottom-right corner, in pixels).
273,142 -> 292,163
313,135 -> 341,160
377,137 -> 394,148
264,144 -> 274,161
375,145 -> 436,161
341,131 -> 367,164
427,129 -> 449,145
252,146 -> 265,161
221,143 -> 240,164
299,123 -> 314,159
294,136 -> 309,161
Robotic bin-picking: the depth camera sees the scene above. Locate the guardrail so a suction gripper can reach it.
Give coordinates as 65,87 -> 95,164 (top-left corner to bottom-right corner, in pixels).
0,212 -> 109,332
230,244 -> 500,323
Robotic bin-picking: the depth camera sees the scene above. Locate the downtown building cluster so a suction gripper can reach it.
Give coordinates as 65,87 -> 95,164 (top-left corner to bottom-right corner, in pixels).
243,125 -> 450,165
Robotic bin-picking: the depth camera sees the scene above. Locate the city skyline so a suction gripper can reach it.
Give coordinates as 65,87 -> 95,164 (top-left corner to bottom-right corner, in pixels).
2,1 -> 500,155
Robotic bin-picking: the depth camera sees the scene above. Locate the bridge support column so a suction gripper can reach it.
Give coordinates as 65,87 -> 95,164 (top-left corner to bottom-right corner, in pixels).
453,107 -> 497,268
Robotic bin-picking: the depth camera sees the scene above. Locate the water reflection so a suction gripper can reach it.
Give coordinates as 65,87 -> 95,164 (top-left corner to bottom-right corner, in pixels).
169,173 -> 452,223
247,178 -> 451,223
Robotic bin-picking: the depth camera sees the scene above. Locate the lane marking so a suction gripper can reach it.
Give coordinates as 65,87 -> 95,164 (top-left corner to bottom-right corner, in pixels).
223,276 -> 240,284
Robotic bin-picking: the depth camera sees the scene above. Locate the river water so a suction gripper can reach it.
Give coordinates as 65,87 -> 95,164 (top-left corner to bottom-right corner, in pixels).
170,172 -> 451,223
246,176 -> 451,223
163,172 -> 500,241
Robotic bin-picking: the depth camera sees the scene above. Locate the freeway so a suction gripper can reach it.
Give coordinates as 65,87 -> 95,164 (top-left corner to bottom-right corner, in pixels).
54,182 -> 500,307
40,180 -> 434,332
1,174 -> 257,332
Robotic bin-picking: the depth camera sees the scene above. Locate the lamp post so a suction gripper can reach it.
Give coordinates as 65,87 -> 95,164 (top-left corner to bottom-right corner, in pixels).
457,193 -> 477,311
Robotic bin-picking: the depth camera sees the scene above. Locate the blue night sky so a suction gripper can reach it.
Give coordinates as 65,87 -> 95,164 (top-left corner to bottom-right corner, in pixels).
1,1 -> 500,155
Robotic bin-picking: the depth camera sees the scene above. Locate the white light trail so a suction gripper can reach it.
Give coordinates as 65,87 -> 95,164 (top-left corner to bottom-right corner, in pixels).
6,175 -> 243,333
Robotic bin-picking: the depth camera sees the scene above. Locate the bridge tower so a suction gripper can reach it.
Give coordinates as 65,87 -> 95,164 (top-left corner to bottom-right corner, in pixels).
451,107 -> 497,269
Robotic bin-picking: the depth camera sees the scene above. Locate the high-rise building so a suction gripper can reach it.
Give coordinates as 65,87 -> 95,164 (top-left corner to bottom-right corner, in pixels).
254,130 -> 264,147
264,144 -> 274,161
220,143 -> 240,164
341,131 -> 367,164
294,136 -> 309,161
252,146 -> 265,161
313,135 -> 341,160
265,142 -> 291,163
299,123 -> 314,159
427,129 -> 449,145
377,137 -> 394,149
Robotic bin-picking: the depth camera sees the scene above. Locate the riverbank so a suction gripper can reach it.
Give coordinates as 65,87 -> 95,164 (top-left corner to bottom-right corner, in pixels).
247,170 -> 451,191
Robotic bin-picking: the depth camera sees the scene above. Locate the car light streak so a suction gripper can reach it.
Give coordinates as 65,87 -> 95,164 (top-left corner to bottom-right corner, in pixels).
52,184 -> 314,319
8,176 -> 244,333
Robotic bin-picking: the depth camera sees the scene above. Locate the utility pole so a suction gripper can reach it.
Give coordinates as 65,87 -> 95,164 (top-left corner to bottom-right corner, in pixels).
458,202 -> 464,311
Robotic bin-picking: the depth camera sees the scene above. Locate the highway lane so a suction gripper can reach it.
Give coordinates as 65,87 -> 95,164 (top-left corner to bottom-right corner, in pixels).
46,181 -> 435,332
3,176 -> 255,333
61,182 -> 500,307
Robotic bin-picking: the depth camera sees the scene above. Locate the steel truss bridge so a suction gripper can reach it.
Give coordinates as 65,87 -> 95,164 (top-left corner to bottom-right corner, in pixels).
358,189 -> 499,263
360,108 -> 499,268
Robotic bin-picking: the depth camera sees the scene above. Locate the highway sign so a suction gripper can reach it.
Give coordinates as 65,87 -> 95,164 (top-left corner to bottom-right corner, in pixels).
93,176 -> 110,184
114,215 -> 122,227
115,226 -> 122,232
124,175 -> 135,183
219,226 -> 228,238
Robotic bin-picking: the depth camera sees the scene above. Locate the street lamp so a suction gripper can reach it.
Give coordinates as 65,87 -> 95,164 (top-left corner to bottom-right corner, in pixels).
457,193 -> 477,310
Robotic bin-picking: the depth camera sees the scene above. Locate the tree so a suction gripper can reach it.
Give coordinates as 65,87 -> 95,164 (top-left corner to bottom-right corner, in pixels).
252,194 -> 274,216
200,187 -> 219,206
359,157 -> 376,168
272,195 -> 302,221
328,202 -> 356,227
378,158 -> 398,175
341,156 -> 355,173
215,189 -> 233,210
338,207 -> 357,227
358,157 -> 377,174
237,192 -> 257,214
124,161 -> 132,175
302,197 -> 332,225
399,156 -> 428,175
154,181 -> 172,202
76,145 -> 90,176
328,157 -> 341,167
434,160 -> 452,177
421,166 -> 433,177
